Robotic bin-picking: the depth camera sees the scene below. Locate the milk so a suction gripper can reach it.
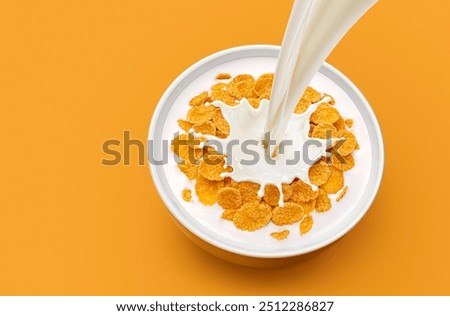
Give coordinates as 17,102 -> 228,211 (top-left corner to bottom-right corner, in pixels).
266,0 -> 378,147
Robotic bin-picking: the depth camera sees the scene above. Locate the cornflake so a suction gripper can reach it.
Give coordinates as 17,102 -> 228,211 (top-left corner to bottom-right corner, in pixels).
294,98 -> 311,114
233,202 -> 272,231
335,130 -> 357,156
297,199 -> 316,214
282,183 -> 293,201
227,74 -> 255,99
331,153 -> 355,171
320,166 -> 344,194
217,187 -> 242,210
263,184 -> 280,207
212,108 -> 231,134
309,161 -> 331,186
311,123 -> 338,139
198,155 -> 227,181
315,189 -> 332,212
345,119 -> 353,128
172,134 -> 203,161
270,230 -> 290,240
182,188 -> 192,202
290,180 -> 318,203
253,74 -> 274,98
177,119 -> 193,133
177,160 -> 198,180
303,86 -> 322,103
221,209 -> 236,221
236,181 -> 261,204
247,97 -> 261,109
336,186 -> 348,202
272,202 -> 304,226
333,116 -> 346,131
300,215 -> 314,235
211,84 -> 236,106
216,73 -> 232,80
192,121 -> 216,135
187,104 -> 215,123
189,91 -> 209,107
195,174 -> 223,206
310,103 -> 340,124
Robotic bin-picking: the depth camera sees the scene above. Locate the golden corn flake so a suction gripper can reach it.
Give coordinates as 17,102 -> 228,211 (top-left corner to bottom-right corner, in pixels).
259,91 -> 271,100
182,188 -> 192,202
172,134 -> 207,149
177,160 -> 198,180
177,119 -> 193,133
216,73 -> 232,80
315,189 -> 332,212
290,180 -> 318,203
331,153 -> 355,171
227,74 -> 255,99
198,155 -> 227,181
310,103 -> 340,124
300,214 -> 313,235
260,201 -> 274,211
192,120 -> 216,135
282,183 -> 293,201
263,184 -> 280,207
187,103 -> 215,123
173,146 -> 203,162
311,123 -> 338,139
212,82 -> 227,91
253,73 -> 274,98
236,181 -> 261,204
294,98 -> 311,114
210,87 -> 237,106
345,119 -> 353,128
247,97 -> 261,109
215,130 -> 229,139
308,161 -> 332,186
212,108 -> 231,134
297,199 -> 316,214
302,86 -> 322,103
221,209 -> 236,221
323,93 -> 336,105
233,202 -> 272,231
172,134 -> 203,161
217,187 -> 242,210
189,91 -> 209,107
270,230 -> 289,240
333,116 -> 346,131
272,202 -> 304,226
336,186 -> 348,202
334,130 -> 357,156
203,145 -> 219,156
320,166 -> 344,194
195,174 -> 223,206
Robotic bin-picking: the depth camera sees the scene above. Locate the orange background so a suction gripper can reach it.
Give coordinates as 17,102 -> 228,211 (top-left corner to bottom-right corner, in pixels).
1,0 -> 449,295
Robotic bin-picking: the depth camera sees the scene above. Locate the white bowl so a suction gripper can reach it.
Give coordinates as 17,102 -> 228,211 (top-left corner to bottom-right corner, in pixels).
148,45 -> 384,263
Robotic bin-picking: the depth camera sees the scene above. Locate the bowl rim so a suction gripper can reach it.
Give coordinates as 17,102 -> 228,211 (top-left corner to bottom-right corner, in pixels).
148,44 -> 384,259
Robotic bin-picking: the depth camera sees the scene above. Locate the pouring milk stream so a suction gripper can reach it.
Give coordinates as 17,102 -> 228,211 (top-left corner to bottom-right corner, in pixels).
199,0 -> 378,205
266,0 -> 378,148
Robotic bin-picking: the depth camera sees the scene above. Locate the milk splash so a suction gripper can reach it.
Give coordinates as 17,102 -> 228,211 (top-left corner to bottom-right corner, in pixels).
197,97 -> 331,206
